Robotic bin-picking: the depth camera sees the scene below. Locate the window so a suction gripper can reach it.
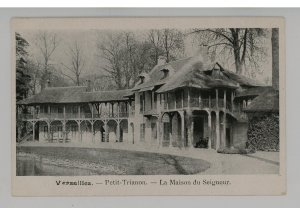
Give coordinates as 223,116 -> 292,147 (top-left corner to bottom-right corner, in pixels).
140,123 -> 145,141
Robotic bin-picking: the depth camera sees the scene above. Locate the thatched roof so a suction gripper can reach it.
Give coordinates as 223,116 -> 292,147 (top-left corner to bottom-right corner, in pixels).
134,55 -> 263,93
132,57 -> 193,91
17,86 -> 130,105
235,86 -> 274,98
244,88 -> 279,112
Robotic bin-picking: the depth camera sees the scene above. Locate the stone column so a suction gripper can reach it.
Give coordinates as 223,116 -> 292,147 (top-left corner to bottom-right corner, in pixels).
216,112 -> 220,150
208,113 -> 212,149
223,113 -> 226,148
116,121 -> 120,142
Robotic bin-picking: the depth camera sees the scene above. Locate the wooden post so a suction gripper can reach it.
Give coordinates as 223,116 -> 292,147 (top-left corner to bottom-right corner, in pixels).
198,91 -> 201,108
169,114 -> 173,148
216,89 -> 219,109
32,122 -> 35,141
78,105 -> 81,118
47,122 -> 51,142
91,104 -> 94,118
208,113 -> 212,149
180,112 -> 185,147
209,95 -> 211,108
156,121 -> 160,146
91,121 -> 94,143
116,121 -> 120,142
48,105 -> 50,118
174,92 -> 177,109
231,91 -> 234,112
104,121 -> 108,142
187,88 -> 190,108
181,90 -> 184,108
166,93 -> 169,110
216,112 -> 220,150
224,89 -> 227,109
223,113 -> 226,148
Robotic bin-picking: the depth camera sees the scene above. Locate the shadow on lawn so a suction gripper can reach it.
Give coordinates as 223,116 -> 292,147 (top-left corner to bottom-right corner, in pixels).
159,155 -> 188,175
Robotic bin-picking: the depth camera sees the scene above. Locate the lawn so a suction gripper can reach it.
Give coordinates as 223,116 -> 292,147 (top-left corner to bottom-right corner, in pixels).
16,146 -> 210,176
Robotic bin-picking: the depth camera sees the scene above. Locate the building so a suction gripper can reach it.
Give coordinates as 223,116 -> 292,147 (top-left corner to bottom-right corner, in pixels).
17,52 -> 269,151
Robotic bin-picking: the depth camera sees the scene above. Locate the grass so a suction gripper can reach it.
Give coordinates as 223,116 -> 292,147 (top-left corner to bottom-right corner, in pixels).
16,146 -> 210,176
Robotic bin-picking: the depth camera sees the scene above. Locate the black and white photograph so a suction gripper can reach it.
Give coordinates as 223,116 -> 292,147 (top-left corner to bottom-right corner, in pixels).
11,17 -> 285,196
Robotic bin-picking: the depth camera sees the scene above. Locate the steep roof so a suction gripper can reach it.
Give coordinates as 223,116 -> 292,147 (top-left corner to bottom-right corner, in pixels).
17,86 -> 130,105
235,86 -> 274,99
132,57 -> 193,91
244,88 -> 279,112
134,55 -> 264,93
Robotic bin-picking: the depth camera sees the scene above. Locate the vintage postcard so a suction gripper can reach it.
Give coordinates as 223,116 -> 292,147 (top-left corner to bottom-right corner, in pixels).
12,17 -> 286,196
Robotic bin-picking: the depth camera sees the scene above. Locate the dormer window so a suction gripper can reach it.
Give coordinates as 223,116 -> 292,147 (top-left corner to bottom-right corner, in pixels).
138,72 -> 149,84
161,68 -> 169,79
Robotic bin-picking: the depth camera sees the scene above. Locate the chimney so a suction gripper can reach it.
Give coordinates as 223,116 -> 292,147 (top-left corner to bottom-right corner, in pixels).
45,79 -> 51,89
86,80 -> 93,92
157,56 -> 167,66
197,44 -> 210,63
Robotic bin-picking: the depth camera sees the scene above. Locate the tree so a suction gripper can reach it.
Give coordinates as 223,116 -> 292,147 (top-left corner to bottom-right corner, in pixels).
60,41 -> 86,86
35,31 -> 59,89
271,28 -> 279,89
16,33 -> 31,101
191,28 -> 268,75
148,29 -> 184,63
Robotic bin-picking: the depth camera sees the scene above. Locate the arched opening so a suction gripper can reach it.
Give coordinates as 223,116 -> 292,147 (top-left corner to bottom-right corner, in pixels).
50,120 -> 63,143
36,120 -> 49,142
192,110 -> 209,148
107,120 -> 118,142
80,120 -> 92,144
219,111 -> 225,148
119,119 -> 128,142
66,120 -> 79,143
161,113 -> 171,147
94,120 -> 105,143
170,112 -> 182,147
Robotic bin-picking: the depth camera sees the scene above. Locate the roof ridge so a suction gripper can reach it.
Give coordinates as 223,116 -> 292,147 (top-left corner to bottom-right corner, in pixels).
47,86 -> 87,89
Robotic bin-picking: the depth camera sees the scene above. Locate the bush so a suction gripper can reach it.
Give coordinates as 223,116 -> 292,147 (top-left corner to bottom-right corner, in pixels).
217,147 -> 256,154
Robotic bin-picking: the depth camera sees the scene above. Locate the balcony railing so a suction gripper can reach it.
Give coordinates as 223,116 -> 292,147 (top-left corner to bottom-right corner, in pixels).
18,111 -> 129,120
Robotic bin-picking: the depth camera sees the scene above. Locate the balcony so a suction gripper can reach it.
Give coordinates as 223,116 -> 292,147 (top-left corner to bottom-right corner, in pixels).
18,111 -> 129,120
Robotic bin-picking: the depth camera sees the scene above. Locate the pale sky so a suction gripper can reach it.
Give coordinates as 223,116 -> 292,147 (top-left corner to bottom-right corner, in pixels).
19,28 -> 272,85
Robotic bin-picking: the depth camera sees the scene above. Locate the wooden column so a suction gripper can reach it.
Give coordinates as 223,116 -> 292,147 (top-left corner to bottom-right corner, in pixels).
166,93 -> 169,110
224,89 -> 227,110
180,112 -> 185,147
198,91 -> 202,108
208,113 -> 212,149
169,114 -> 173,148
223,113 -> 226,148
104,121 -> 108,142
116,121 -> 120,142
156,121 -> 160,146
209,95 -> 211,108
231,91 -> 234,112
216,89 -> 219,109
47,122 -> 51,142
174,92 -> 177,109
160,120 -> 164,147
181,90 -> 184,108
91,104 -> 94,118
187,88 -> 190,108
216,112 -> 220,150
78,105 -> 81,118
48,105 -> 50,117
32,122 -> 35,141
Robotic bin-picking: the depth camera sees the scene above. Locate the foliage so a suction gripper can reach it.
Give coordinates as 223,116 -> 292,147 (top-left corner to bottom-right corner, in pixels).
191,28 -> 269,77
16,33 -> 31,101
217,147 -> 256,154
97,30 -> 184,89
247,113 -> 279,151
